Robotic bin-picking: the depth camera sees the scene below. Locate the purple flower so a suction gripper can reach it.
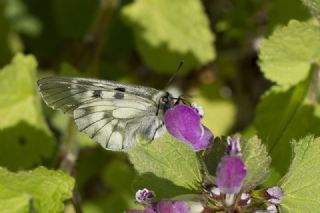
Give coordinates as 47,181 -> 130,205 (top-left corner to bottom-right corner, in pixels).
135,188 -> 155,204
156,200 -> 190,213
165,104 -> 213,151
216,156 -> 247,194
126,209 -> 155,213
126,200 -> 190,213
264,186 -> 284,205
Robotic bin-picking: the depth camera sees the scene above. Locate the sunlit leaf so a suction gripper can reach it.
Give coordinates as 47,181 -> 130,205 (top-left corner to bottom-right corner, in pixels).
280,135 -> 320,212
0,166 -> 74,213
122,0 -> 215,73
0,54 -> 55,169
255,78 -> 320,178
241,136 -> 271,191
128,133 -> 202,198
259,20 -> 320,86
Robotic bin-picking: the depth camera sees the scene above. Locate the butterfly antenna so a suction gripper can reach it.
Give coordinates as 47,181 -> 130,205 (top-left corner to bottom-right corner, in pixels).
165,60 -> 184,88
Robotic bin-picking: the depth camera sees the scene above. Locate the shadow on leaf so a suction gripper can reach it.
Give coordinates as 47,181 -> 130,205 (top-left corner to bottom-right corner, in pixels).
0,121 -> 54,170
133,172 -> 198,199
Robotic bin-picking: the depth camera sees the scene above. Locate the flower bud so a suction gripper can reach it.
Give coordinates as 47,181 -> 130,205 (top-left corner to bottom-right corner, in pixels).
216,156 -> 247,194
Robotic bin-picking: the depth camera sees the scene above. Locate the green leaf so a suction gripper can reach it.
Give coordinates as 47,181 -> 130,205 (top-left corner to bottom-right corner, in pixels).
101,159 -> 135,192
259,20 -> 320,86
128,133 -> 202,198
0,166 -> 74,213
241,136 -> 271,191
0,54 -> 55,169
301,0 -> 320,21
0,184 -> 30,213
254,75 -> 320,177
122,0 -> 215,73
280,135 -> 320,212
203,137 -> 226,179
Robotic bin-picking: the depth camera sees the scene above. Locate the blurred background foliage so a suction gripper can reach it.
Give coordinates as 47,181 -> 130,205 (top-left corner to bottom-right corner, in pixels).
0,0 -> 312,212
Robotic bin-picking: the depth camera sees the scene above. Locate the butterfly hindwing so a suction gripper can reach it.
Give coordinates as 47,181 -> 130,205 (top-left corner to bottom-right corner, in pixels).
38,76 -> 167,151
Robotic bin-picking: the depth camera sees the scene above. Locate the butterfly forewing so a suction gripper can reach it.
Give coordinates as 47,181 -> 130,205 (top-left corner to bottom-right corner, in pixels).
37,76 -> 168,151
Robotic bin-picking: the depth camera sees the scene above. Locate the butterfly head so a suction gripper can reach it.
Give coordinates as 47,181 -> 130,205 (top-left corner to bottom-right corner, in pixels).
159,92 -> 175,112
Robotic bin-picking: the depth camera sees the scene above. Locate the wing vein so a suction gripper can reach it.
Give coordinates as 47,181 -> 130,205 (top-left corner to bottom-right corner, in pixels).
105,120 -> 119,148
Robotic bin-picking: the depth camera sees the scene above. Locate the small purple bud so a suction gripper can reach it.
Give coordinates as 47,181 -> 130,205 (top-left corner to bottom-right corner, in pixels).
210,187 -> 221,200
226,136 -> 241,156
216,156 -> 247,194
156,200 -> 190,213
135,188 -> 155,204
165,104 -> 213,151
267,205 -> 278,213
264,186 -> 284,205
239,192 -> 251,207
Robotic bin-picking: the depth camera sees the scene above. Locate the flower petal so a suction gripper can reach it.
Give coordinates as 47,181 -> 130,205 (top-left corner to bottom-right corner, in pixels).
264,186 -> 284,204
165,104 -> 213,151
216,156 -> 247,194
126,209 -> 156,213
156,200 -> 190,213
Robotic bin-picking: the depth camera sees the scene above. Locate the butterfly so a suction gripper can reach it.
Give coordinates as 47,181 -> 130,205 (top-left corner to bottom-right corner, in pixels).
37,76 -> 177,151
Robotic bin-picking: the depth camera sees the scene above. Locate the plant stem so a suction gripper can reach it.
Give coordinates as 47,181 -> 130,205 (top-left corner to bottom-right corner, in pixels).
309,66 -> 320,105
59,120 -> 78,173
83,0 -> 119,77
58,121 -> 82,213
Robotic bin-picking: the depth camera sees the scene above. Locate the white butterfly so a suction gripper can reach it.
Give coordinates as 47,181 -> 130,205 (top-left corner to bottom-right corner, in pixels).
37,76 -> 176,151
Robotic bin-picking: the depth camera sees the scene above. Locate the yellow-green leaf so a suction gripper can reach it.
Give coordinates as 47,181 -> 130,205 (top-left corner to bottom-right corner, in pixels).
0,54 -> 54,169
122,0 -> 215,73
0,166 -> 74,213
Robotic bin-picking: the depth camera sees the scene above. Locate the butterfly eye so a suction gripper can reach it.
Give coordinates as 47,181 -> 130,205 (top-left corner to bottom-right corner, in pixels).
160,94 -> 174,112
161,96 -> 169,104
